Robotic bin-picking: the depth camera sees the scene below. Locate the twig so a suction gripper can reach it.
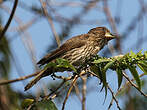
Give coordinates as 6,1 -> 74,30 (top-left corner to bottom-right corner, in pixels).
81,76 -> 87,110
50,81 -> 70,100
43,75 -> 73,100
107,85 -> 122,110
74,82 -> 82,102
0,0 -> 18,40
109,73 -> 145,109
8,17 -> 39,32
27,104 -> 33,110
122,72 -> 147,98
62,75 -> 79,110
52,73 -> 72,80
1,4 -> 38,70
43,80 -> 66,100
39,0 -> 60,46
0,71 -> 39,85
89,69 -> 121,109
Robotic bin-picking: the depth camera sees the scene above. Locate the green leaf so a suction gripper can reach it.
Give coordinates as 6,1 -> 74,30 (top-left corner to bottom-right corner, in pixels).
101,68 -> 107,91
137,63 -> 147,75
93,58 -> 111,64
99,61 -> 115,97
90,65 -> 103,82
90,65 -> 107,98
136,50 -> 142,56
26,100 -> 58,110
144,51 -> 147,58
56,58 -> 67,65
44,62 -> 57,69
130,50 -> 136,58
116,68 -> 123,89
128,65 -> 141,89
56,58 -> 77,72
104,61 -> 115,71
100,61 -> 115,101
140,61 -> 147,66
123,53 -> 129,58
21,98 -> 34,108
36,100 -> 58,110
44,58 -> 77,72
101,69 -> 107,103
138,61 -> 147,73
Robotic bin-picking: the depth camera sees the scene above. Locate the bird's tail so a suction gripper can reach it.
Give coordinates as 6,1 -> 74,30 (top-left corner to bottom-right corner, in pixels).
24,69 -> 47,91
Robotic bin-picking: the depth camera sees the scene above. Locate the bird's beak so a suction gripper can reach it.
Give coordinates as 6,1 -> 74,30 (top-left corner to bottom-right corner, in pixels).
105,32 -> 116,40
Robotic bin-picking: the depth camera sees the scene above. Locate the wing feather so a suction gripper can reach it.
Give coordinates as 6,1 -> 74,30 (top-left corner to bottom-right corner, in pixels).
37,34 -> 89,65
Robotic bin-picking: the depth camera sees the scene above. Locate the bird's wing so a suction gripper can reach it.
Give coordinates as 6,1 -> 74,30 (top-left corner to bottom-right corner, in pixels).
37,34 -> 89,65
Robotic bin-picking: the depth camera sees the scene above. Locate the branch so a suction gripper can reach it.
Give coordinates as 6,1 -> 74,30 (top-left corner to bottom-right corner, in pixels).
61,70 -> 86,110
107,85 -> 122,110
89,69 -> 122,110
108,73 -> 145,110
74,82 -> 82,102
0,71 -> 39,85
62,74 -> 79,110
43,75 -> 73,100
43,80 -> 66,100
39,0 -> 60,46
0,0 -> 18,40
81,76 -> 87,110
122,71 -> 147,98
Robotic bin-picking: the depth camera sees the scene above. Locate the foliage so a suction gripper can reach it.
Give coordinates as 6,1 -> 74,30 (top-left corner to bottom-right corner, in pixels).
92,51 -> 147,93
22,99 -> 57,110
44,58 -> 77,73
0,0 -> 147,110
22,51 -> 147,109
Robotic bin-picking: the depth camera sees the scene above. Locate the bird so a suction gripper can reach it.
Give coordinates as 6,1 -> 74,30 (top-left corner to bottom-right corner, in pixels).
24,27 -> 116,91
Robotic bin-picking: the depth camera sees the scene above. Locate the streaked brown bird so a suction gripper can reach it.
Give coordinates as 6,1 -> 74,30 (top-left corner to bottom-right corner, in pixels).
25,27 -> 116,91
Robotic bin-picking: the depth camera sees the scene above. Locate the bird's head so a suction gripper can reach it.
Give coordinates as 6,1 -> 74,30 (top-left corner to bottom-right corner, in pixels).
88,27 -> 117,50
88,27 -> 116,41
